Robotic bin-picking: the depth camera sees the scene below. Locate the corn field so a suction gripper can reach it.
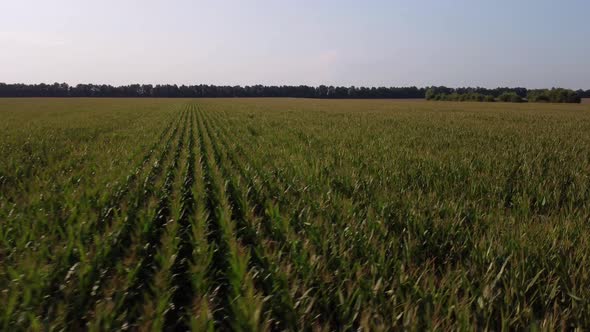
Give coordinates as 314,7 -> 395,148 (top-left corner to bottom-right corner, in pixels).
1,98 -> 590,330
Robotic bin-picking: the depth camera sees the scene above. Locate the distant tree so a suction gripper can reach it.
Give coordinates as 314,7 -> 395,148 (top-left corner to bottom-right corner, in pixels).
425,88 -> 436,100
498,92 -> 523,103
0,82 -> 584,101
527,88 -> 581,103
317,85 -> 328,98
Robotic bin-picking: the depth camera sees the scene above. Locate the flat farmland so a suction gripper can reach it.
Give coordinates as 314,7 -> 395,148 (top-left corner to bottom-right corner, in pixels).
2,98 -> 590,330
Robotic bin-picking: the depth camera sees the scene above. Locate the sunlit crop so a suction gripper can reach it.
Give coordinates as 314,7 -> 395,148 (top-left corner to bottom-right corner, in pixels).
1,98 -> 590,330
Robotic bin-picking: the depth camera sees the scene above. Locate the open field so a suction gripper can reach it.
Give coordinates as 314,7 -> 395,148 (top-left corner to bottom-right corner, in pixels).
2,98 -> 590,330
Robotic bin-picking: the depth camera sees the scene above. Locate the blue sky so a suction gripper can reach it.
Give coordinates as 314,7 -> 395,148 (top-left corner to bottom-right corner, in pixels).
1,0 -> 589,88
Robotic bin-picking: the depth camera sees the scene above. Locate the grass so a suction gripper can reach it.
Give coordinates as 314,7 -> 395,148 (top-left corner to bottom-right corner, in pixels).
1,98 -> 590,330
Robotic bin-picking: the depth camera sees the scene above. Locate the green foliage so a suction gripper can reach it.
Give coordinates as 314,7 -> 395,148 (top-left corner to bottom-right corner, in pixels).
527,88 -> 581,103
425,86 -> 528,102
498,92 -> 524,103
427,92 -> 496,102
1,98 -> 590,330
425,88 -> 436,100
425,87 -> 581,104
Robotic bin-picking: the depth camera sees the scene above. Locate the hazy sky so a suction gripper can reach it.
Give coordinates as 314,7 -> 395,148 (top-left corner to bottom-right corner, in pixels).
1,0 -> 589,88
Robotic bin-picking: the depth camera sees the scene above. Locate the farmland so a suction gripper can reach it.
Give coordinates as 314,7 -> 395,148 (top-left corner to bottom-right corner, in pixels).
1,98 -> 590,330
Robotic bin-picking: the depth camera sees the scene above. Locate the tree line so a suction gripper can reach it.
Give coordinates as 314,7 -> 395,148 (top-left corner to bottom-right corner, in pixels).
0,83 -> 425,99
426,86 -> 586,103
0,83 -> 588,101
